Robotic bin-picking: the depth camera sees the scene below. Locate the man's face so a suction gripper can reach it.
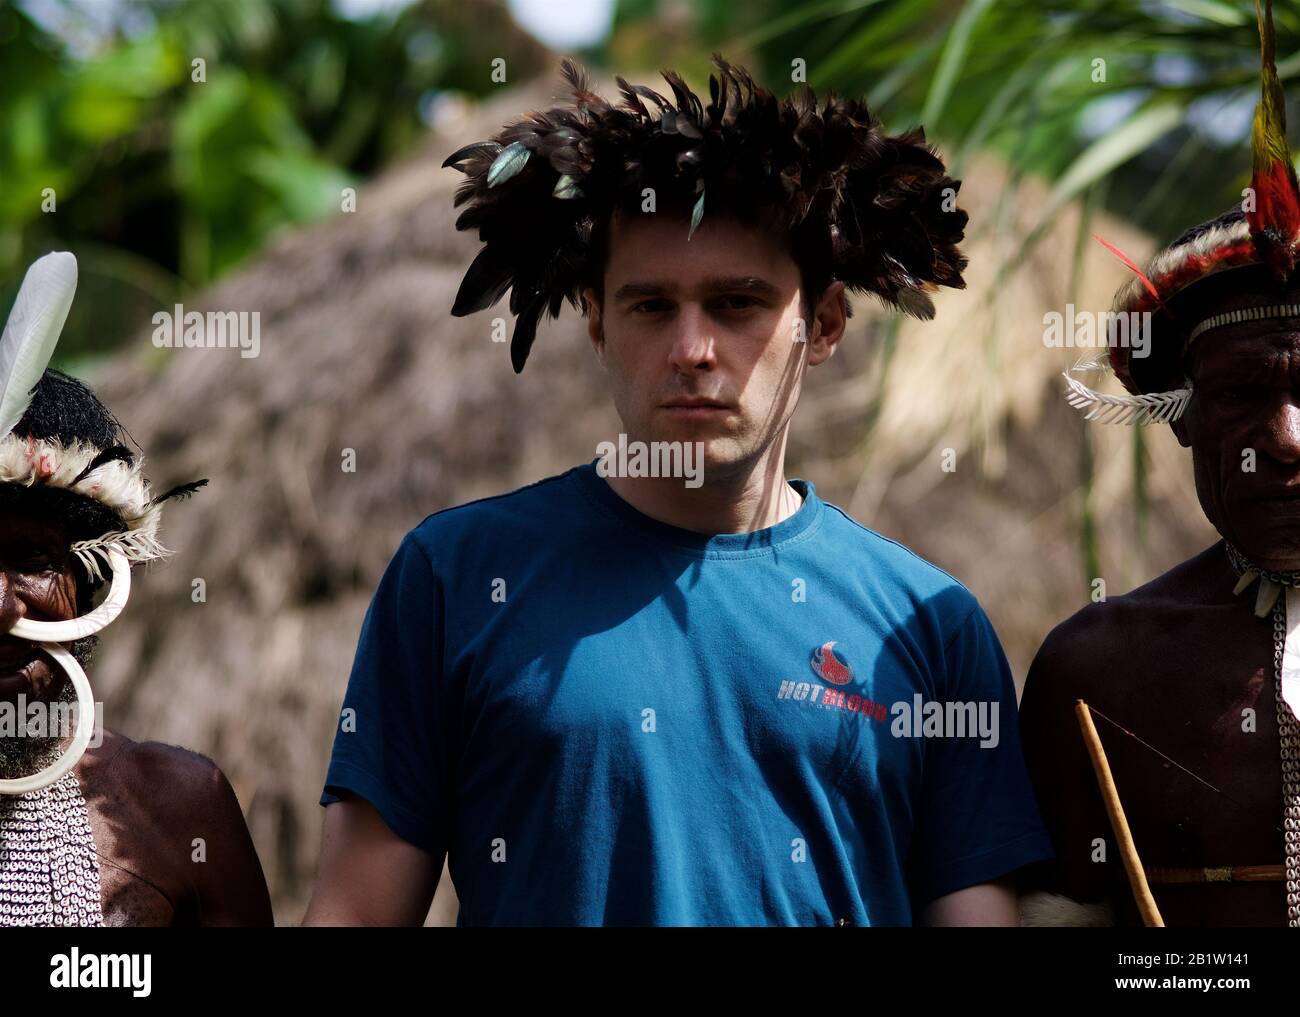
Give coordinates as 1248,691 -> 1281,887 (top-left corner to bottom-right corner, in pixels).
583,208 -> 845,480
1178,293 -> 1300,570
0,505 -> 79,706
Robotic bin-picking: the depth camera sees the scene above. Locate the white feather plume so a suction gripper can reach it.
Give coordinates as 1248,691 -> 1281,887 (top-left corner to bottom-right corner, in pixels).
1061,356 -> 1192,425
0,251 -> 78,438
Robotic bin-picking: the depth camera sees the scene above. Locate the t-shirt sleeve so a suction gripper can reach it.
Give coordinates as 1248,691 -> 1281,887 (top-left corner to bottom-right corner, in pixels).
908,599 -> 1055,905
318,531 -> 451,857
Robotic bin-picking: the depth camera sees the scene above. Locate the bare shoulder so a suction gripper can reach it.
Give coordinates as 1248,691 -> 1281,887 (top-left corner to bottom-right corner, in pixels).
1027,542 -> 1229,703
82,730 -> 243,824
77,731 -> 271,925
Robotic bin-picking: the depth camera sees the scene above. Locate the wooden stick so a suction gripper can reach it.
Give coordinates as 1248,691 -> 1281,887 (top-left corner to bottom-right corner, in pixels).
1074,699 -> 1164,927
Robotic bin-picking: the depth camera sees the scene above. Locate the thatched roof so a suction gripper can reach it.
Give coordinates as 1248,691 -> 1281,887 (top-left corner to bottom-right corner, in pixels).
84,74 -> 1214,923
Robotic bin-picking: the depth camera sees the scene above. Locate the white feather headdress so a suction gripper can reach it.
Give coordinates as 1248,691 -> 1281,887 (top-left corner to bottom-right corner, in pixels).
0,252 -> 185,580
0,252 -> 77,437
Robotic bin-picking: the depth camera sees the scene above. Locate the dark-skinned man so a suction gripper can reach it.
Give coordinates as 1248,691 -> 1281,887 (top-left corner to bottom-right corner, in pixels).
1021,1 -> 1300,928
0,252 -> 272,926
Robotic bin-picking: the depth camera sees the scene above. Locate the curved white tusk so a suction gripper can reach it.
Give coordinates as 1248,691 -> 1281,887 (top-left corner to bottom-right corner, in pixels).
8,548 -> 131,642
0,643 -> 96,795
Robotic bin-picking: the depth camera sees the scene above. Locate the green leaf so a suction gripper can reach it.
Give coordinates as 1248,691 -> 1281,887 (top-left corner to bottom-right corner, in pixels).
1037,101 -> 1185,228
735,0 -> 887,49
245,149 -> 354,222
921,0 -> 997,129
1164,0 -> 1248,27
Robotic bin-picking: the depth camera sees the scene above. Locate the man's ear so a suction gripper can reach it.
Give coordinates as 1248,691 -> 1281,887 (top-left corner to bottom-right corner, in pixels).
582,287 -> 605,364
806,280 -> 847,367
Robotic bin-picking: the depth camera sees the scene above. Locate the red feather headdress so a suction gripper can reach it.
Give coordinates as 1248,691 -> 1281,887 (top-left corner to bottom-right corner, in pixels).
1067,0 -> 1300,424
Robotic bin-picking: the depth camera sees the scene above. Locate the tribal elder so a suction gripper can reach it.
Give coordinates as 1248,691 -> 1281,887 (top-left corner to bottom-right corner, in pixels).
1021,1 -> 1300,929
0,253 -> 271,926
306,56 -> 1052,926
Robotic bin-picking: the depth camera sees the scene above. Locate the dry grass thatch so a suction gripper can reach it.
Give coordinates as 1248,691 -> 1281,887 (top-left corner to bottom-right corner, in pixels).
81,74 -> 1215,922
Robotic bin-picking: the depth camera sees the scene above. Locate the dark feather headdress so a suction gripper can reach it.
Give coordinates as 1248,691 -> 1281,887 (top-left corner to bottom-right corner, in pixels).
443,53 -> 969,373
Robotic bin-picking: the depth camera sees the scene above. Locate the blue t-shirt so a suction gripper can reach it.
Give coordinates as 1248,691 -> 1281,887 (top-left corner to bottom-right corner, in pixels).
320,460 -> 1052,925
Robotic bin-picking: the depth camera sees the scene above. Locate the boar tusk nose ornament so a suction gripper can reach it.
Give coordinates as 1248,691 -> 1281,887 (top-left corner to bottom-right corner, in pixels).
0,548 -> 128,795
8,547 -> 131,643
0,643 -> 96,796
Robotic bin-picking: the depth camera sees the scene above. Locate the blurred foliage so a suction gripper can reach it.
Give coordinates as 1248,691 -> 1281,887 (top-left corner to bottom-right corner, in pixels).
0,0 -> 550,365
4,0 -> 1297,374
604,0 -> 1299,250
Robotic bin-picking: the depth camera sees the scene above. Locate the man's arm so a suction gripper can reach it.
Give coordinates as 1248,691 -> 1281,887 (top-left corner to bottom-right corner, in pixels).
125,742 -> 274,927
1019,615 -> 1114,905
190,760 -> 275,926
308,531 -> 452,925
303,792 -> 442,926
921,876 -> 1018,926
905,597 -> 1055,921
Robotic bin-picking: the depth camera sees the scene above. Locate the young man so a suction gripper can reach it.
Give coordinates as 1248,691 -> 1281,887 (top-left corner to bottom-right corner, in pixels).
0,254 -> 272,926
1021,0 -> 1300,928
306,56 -> 1051,926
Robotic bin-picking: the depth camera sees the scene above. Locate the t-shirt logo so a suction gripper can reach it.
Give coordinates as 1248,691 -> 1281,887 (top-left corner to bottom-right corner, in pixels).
809,641 -> 854,685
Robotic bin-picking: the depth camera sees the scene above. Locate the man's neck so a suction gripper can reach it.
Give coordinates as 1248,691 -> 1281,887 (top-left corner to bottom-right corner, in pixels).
601,446 -> 803,535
